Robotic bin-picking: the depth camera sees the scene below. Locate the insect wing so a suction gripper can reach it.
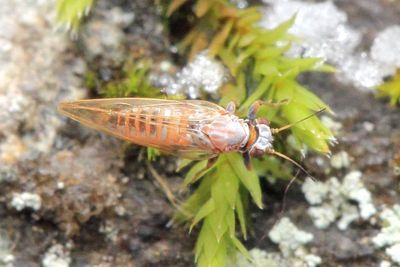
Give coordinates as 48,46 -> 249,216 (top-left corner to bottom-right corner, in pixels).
58,98 -> 225,159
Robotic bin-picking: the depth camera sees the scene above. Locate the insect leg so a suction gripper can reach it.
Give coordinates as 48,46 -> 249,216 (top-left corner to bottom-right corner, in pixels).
160,87 -> 169,99
248,101 -> 261,121
146,161 -> 181,208
226,101 -> 236,114
248,99 -> 289,121
242,152 -> 252,170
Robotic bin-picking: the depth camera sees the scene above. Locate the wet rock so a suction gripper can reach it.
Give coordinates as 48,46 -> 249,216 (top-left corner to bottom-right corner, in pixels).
141,240 -> 182,266
313,228 -> 375,260
0,167 -> 17,184
136,224 -> 155,241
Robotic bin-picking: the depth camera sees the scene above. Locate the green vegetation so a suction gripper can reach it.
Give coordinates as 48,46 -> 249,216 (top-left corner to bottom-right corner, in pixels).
167,1 -> 334,266
57,0 -> 335,266
56,0 -> 94,31
97,59 -> 161,98
377,70 -> 400,106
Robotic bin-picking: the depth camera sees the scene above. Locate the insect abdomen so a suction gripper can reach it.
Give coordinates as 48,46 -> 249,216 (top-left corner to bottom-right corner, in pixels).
113,107 -> 191,146
58,98 -> 218,156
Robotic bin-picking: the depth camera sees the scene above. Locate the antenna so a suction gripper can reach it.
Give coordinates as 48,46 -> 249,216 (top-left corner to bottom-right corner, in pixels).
271,108 -> 326,134
280,169 -> 301,218
267,149 -> 316,181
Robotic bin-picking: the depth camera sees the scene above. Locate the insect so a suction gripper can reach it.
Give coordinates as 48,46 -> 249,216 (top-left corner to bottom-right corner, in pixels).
58,98 -> 320,172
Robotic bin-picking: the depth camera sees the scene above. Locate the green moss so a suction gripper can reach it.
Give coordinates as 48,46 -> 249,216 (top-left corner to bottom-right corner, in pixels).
147,147 -> 161,161
377,70 -> 400,106
169,1 -> 334,266
100,59 -> 161,98
84,70 -> 97,89
176,154 -> 254,266
56,0 -> 95,32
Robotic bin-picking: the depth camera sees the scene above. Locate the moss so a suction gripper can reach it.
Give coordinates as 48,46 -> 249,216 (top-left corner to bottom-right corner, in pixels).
100,59 -> 161,98
56,0 -> 95,32
168,1 -> 334,266
83,57 -> 162,99
377,70 -> 400,106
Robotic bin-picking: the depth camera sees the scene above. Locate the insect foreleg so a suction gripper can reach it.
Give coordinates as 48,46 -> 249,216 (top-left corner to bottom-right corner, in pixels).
242,152 -> 252,170
248,99 -> 289,121
160,87 -> 169,99
226,101 -> 236,114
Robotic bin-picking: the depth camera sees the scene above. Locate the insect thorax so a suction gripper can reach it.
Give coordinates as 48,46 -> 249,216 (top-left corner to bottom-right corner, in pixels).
248,122 -> 274,157
202,115 -> 250,152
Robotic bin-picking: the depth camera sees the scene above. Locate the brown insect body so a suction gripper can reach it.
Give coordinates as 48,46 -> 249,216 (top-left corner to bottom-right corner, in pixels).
58,98 -> 273,161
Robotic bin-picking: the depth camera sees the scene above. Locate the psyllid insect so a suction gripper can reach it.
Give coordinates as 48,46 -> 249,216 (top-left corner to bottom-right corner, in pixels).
58,98 -> 323,171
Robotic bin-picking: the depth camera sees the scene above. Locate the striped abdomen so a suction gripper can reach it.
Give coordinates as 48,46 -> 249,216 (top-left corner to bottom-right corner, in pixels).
58,98 -> 225,159
109,106 -> 193,147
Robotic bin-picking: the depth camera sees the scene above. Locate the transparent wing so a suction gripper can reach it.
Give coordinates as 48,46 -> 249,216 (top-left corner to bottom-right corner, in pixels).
58,98 -> 226,160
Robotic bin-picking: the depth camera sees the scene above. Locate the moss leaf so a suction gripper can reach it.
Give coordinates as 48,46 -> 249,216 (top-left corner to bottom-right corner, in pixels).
56,0 -> 94,31
167,0 -> 188,16
235,192 -> 247,239
190,198 -> 215,231
232,236 -> 251,260
377,70 -> 400,105
226,153 -> 263,208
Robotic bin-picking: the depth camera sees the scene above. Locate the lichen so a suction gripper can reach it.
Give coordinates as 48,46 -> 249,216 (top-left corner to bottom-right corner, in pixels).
302,171 -> 376,230
373,205 -> 400,265
160,51 -> 229,98
0,230 -> 14,267
268,217 -> 321,267
42,244 -> 71,267
10,192 -> 42,211
330,151 -> 350,169
371,26 -> 400,68
232,249 -> 281,267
